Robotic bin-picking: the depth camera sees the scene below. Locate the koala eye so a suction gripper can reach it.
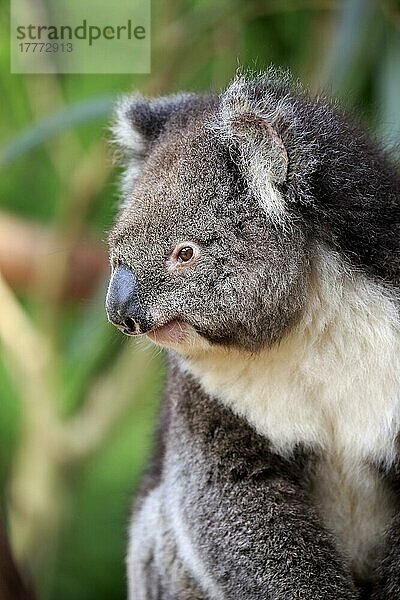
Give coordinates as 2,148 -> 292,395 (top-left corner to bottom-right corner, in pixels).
168,242 -> 199,271
178,246 -> 194,262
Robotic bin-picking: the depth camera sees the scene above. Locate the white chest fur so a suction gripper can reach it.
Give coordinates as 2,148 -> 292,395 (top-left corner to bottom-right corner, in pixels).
184,251 -> 400,576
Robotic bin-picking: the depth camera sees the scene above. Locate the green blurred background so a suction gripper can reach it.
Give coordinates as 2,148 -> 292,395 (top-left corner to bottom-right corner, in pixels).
0,1 -> 399,598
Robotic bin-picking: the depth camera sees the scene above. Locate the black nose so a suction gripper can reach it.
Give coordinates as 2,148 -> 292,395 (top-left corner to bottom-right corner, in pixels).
105,265 -> 151,335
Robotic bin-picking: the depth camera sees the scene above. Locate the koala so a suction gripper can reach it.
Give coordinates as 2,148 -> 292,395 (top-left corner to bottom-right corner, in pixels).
105,69 -> 400,599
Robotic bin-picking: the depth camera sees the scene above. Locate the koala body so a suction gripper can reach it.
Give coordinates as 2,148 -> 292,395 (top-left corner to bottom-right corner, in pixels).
106,71 -> 400,598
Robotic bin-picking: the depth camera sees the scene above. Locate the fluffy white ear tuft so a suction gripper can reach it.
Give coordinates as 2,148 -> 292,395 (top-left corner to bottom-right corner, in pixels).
110,94 -> 150,202
217,76 -> 290,221
110,93 -> 148,163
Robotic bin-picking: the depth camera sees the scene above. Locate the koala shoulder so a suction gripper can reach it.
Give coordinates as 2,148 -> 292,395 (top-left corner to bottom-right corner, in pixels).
161,355 -> 311,485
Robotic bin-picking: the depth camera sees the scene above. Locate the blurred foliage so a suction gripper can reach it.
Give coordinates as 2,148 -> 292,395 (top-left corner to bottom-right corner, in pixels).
0,0 -> 399,598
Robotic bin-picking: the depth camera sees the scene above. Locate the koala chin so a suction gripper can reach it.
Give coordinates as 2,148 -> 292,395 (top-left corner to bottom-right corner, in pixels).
106,69 -> 400,599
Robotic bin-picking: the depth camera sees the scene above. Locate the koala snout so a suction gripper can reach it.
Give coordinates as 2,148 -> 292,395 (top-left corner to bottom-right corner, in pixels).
105,265 -> 152,335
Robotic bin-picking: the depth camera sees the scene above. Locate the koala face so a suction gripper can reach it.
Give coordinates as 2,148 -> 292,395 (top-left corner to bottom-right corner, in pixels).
106,90 -> 310,354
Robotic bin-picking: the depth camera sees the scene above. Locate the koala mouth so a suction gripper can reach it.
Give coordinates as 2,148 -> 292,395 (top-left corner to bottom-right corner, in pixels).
146,319 -> 190,346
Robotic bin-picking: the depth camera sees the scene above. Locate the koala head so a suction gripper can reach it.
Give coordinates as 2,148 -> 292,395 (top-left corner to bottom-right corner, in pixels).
106,75 -> 314,354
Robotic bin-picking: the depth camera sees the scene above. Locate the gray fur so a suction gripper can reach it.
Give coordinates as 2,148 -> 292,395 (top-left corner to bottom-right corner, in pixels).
109,99 -> 308,351
107,70 -> 400,598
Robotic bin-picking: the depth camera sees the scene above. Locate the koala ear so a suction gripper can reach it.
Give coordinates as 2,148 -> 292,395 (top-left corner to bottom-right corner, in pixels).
111,93 -> 193,164
111,92 -> 195,200
217,77 -> 289,221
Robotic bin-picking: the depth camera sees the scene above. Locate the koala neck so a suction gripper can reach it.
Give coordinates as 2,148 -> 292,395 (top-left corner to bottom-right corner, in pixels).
182,248 -> 400,462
